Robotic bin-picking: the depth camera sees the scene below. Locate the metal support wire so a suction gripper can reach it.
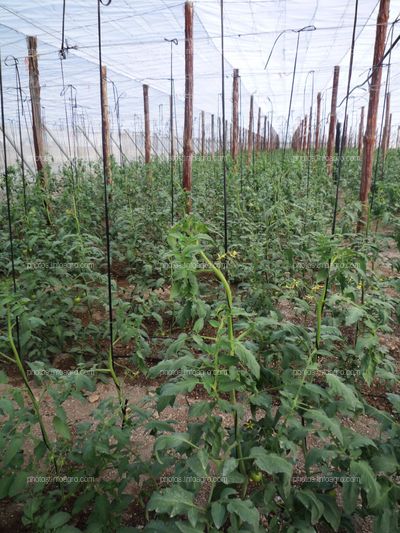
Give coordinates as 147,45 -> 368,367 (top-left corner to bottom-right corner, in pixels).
331,0 -> 358,236
369,20 -> 396,223
305,70 -> 315,203
0,52 -> 21,353
110,79 -> 126,166
5,55 -> 27,214
220,0 -> 228,259
164,37 -> 178,225
97,0 -> 115,371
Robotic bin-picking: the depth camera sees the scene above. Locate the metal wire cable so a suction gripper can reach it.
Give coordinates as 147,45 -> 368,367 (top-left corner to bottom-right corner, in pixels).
0,51 -> 21,354
97,0 -> 116,379
220,0 -> 228,260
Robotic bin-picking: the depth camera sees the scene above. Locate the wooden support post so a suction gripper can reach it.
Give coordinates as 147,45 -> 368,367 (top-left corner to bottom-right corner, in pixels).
27,35 -> 52,222
256,107 -> 261,152
326,66 -> 340,175
211,114 -> 215,159
315,92 -> 321,152
27,36 -> 46,178
358,106 -> 365,156
263,116 -> 267,151
247,95 -> 254,165
100,66 -> 112,185
182,1 -> 193,212
201,110 -> 205,156
231,68 -> 239,160
358,0 -> 389,232
396,125 -> 400,149
143,84 -> 151,177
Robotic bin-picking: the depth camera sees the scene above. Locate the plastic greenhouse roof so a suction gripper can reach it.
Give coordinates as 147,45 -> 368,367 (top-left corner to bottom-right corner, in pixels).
1,0 -> 400,144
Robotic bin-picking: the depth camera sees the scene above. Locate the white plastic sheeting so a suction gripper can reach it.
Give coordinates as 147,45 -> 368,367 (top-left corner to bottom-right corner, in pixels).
1,0 -> 400,162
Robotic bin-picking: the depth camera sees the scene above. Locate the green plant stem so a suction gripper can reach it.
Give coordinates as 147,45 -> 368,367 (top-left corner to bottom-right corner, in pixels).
7,309 -> 58,473
199,250 -> 247,497
107,346 -> 127,427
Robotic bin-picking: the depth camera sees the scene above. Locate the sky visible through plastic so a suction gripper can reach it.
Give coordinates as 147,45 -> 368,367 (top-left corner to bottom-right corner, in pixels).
1,0 -> 400,149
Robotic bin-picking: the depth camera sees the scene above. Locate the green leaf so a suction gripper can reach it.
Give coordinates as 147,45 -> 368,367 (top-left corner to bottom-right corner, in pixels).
342,476 -> 359,515
316,494 -> 341,531
227,499 -> 259,528
235,342 -> 260,379
0,398 -> 14,417
249,448 -> 293,478
0,370 -> 8,384
188,401 -> 213,417
48,512 -> 71,530
345,305 -> 364,326
326,374 -> 362,411
350,460 -> 380,508
160,379 -> 199,396
154,433 -> 191,463
305,448 -> 337,471
3,436 -> 23,466
147,486 -> 195,517
371,453 -> 398,474
304,410 -> 343,444
8,471 -> 27,497
53,415 -> 72,440
373,508 -> 397,533
296,490 -> 324,524
211,501 -> 225,529
386,393 -> 400,414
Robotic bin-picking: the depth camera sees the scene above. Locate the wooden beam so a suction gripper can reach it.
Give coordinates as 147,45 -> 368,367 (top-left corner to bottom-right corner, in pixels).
326,66 -> 340,175
358,0 -> 389,231
315,92 -> 321,152
26,36 -> 46,177
247,94 -> 253,165
231,68 -> 239,160
143,84 -> 151,178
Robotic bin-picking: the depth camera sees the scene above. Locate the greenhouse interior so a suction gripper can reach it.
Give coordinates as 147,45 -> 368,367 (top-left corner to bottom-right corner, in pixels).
1,0 -> 400,531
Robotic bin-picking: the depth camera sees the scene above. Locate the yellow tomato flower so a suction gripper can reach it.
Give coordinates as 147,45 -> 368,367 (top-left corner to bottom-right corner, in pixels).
311,283 -> 324,292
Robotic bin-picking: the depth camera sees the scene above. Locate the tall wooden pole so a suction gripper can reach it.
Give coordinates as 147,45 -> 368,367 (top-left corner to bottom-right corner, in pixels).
143,84 -> 151,177
358,106 -> 365,156
263,116 -> 267,151
358,0 -> 389,231
315,92 -> 321,152
247,95 -> 253,165
100,66 -> 112,185
182,1 -> 193,212
201,110 -> 205,156
27,36 -> 46,178
231,68 -> 239,160
256,107 -> 261,152
326,66 -> 340,175
27,36 -> 52,223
